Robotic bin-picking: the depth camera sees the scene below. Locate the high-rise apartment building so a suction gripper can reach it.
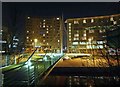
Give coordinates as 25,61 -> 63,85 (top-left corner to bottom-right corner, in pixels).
65,14 -> 120,54
25,16 -> 63,53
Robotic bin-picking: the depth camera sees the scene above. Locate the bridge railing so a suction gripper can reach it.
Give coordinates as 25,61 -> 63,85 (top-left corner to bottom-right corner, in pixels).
2,48 -> 64,87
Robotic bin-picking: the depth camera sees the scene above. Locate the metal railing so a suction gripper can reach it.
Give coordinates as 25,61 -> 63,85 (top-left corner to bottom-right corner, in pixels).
2,48 -> 64,87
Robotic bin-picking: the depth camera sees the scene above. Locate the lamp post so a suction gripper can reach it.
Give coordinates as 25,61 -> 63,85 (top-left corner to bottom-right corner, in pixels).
34,39 -> 38,48
88,38 -> 92,54
89,38 -> 95,67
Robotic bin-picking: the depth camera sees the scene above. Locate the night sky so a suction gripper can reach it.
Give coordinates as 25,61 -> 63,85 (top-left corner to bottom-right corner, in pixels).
2,2 -> 120,42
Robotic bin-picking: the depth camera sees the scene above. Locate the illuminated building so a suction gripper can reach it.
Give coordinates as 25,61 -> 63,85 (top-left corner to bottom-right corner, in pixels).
25,16 -> 63,53
65,14 -> 120,54
0,26 -> 12,54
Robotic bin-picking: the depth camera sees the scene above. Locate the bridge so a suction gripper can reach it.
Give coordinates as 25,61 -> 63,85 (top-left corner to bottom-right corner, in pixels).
1,48 -> 64,87
1,48 -> 120,87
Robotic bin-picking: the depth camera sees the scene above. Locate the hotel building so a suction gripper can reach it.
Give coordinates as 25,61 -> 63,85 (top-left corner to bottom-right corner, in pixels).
25,16 -> 63,53
65,14 -> 120,54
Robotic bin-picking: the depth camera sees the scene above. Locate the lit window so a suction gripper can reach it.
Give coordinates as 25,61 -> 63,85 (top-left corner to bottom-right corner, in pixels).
113,21 -> 117,25
74,21 -> 79,24
57,18 -> 60,20
83,19 -> 86,23
69,33 -> 71,35
43,20 -> 45,22
27,37 -> 29,39
46,28 -> 49,30
69,23 -> 72,26
74,34 -> 79,37
83,34 -> 86,37
58,40 -> 60,42
43,34 -> 45,36
27,17 -> 30,19
99,29 -> 105,33
110,17 -> 114,21
27,31 -> 29,33
69,39 -> 71,41
47,43 -> 49,45
77,30 -> 79,33
99,30 -> 102,33
43,40 -> 45,42
74,38 -> 79,40
80,42 -> 86,45
82,37 -> 86,40
69,29 -> 71,32
31,40 -> 32,42
88,37 -> 94,41
97,45 -> 103,49
73,42 -> 78,45
84,30 -> 86,33
89,30 -> 94,33
102,36 -> 106,37
97,41 -> 103,44
69,26 -> 71,29
69,36 -> 71,38
91,19 -> 94,23
1,30 -> 3,32
46,31 -> 49,33
43,25 -> 45,28
43,23 -> 45,25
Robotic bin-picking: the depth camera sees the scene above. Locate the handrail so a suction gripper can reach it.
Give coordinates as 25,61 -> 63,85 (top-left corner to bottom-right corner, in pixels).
21,48 -> 38,67
3,47 -> 64,86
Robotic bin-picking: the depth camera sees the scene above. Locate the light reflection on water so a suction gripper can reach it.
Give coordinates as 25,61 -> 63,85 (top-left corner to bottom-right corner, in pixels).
66,76 -> 120,87
43,75 -> 120,87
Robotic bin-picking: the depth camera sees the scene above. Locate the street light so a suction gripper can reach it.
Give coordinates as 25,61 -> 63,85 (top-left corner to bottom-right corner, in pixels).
88,38 -> 95,66
88,38 -> 92,51
34,39 -> 38,47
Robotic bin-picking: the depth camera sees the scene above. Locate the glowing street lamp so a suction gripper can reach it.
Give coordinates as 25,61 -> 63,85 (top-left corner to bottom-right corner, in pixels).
34,39 -> 38,47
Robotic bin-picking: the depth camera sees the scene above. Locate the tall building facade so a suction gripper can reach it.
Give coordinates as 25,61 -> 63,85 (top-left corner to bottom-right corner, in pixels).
66,14 -> 120,54
25,16 -> 63,53
1,26 -> 12,54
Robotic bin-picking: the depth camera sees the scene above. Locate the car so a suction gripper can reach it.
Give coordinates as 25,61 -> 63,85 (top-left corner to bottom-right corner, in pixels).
63,55 -> 71,60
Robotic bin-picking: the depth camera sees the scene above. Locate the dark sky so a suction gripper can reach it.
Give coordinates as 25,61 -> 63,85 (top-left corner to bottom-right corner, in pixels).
2,2 -> 120,39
